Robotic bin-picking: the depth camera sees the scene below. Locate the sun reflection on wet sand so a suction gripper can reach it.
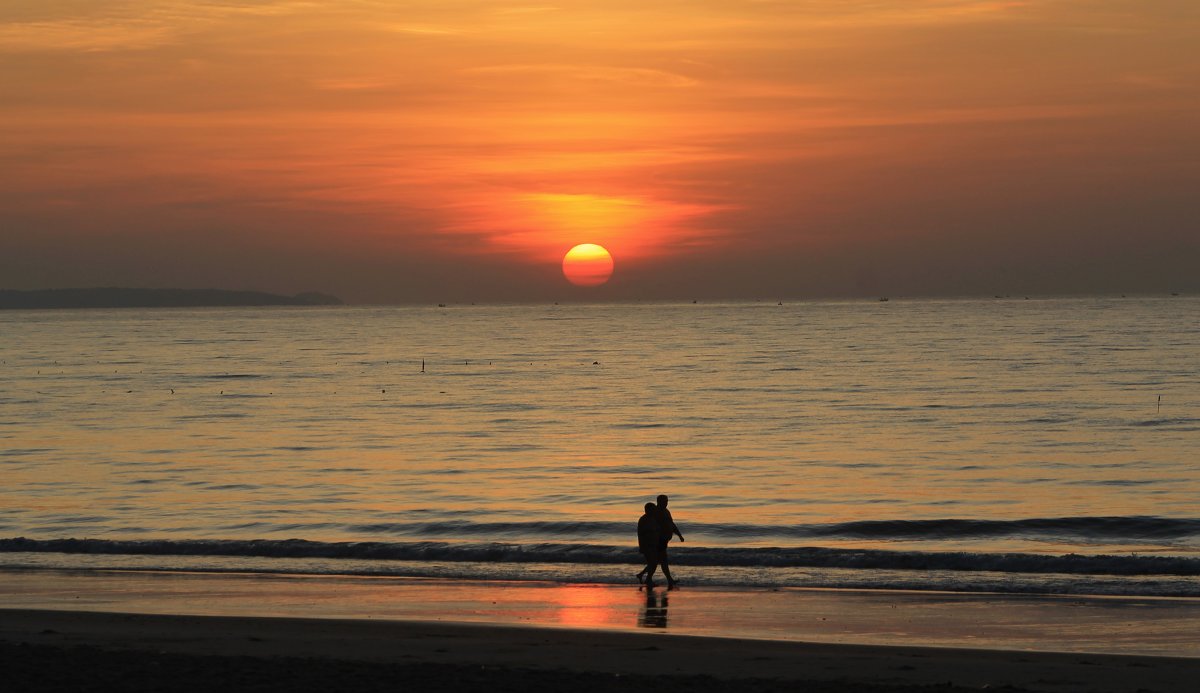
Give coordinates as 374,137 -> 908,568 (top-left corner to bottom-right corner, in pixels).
547,584 -> 634,629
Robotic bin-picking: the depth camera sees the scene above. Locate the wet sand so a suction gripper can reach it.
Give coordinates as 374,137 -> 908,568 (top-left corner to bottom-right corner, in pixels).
3,568 -> 1199,656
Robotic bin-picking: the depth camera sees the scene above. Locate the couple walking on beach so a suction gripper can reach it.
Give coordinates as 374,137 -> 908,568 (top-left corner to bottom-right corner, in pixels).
636,494 -> 684,589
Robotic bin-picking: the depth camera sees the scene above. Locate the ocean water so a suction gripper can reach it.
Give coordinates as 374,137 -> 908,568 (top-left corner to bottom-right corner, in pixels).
2,298 -> 1198,596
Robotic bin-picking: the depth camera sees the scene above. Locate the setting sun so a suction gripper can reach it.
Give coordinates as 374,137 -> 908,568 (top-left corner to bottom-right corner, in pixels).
562,244 -> 614,287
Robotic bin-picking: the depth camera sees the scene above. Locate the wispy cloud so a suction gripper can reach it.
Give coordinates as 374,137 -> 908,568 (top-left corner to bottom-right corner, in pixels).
0,1 -> 316,53
0,19 -> 175,52
466,64 -> 699,88
385,23 -> 462,35
310,77 -> 396,91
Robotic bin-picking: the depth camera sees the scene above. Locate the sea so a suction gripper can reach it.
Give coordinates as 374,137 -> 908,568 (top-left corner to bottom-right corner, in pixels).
2,297 -> 1198,597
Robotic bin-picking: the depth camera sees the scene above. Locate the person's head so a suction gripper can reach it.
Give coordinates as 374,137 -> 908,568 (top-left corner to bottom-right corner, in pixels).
644,502 -> 656,514
656,494 -> 668,507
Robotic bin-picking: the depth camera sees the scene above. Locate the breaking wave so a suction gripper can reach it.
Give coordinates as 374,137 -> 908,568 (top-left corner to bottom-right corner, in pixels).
3,536 -> 1197,577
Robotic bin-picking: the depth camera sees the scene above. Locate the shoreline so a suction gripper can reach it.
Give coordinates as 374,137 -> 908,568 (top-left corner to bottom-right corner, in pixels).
3,568 -> 1200,657
3,608 -> 1200,693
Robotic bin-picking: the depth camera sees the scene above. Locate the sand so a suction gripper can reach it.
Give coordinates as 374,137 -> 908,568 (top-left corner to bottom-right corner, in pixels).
2,568 -> 1198,692
2,608 -> 1198,693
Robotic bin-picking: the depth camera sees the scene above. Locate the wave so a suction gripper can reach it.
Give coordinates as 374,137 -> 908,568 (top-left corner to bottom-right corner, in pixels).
793,516 -> 1200,541
233,516 -> 1200,542
3,537 -> 1197,577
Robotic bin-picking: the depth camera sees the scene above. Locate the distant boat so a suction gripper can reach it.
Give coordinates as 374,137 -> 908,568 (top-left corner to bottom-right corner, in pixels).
878,297 -> 889,302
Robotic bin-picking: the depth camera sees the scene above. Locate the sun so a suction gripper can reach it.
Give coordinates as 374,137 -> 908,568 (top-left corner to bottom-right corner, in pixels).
562,243 -> 614,287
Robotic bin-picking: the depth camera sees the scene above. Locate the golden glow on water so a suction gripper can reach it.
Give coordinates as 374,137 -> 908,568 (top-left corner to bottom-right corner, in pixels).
1,299 -> 1197,558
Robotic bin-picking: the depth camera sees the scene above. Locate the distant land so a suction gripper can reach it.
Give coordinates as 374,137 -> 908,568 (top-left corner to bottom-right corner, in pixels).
0,288 -> 343,310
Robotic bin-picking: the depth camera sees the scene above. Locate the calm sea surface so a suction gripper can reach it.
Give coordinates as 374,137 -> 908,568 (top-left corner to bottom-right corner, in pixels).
2,298 -> 1198,595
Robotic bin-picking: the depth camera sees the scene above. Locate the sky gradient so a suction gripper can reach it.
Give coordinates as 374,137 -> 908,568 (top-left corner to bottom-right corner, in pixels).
2,1 -> 1197,302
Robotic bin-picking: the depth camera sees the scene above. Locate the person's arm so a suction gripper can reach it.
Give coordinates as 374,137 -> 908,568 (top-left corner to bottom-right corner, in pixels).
674,522 -> 684,542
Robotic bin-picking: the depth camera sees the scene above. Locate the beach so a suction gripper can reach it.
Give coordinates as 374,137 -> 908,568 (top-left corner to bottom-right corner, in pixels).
3,568 -> 1200,692
5,607 -> 1199,693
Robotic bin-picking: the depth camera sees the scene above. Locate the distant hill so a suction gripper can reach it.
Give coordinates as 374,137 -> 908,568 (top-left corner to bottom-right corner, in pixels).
0,288 -> 344,310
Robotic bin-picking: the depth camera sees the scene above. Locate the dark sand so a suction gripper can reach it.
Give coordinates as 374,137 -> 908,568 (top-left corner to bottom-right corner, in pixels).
3,609 -> 1198,693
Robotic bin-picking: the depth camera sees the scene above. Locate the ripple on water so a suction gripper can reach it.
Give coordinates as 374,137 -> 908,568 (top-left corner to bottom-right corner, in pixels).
2,300 -> 1198,569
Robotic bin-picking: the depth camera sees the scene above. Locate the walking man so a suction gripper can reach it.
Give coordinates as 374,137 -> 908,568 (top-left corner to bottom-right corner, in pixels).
655,494 -> 684,588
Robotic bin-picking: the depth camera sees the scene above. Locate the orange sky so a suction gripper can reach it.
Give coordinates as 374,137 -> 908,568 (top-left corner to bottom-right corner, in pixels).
2,1 -> 1197,302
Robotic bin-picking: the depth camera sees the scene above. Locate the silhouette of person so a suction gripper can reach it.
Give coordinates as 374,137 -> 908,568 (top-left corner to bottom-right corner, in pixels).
636,502 -> 660,585
655,494 -> 684,588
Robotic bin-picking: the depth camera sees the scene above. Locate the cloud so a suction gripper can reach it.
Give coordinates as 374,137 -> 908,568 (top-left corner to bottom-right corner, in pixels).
1,0 -> 1197,301
466,64 -> 699,88
0,20 -> 175,52
310,77 -> 397,91
0,1 -> 317,53
385,23 -> 462,35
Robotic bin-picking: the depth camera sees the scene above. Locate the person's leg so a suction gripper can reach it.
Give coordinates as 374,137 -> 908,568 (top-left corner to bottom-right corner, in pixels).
643,558 -> 658,586
637,556 -> 654,583
659,548 -> 675,587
